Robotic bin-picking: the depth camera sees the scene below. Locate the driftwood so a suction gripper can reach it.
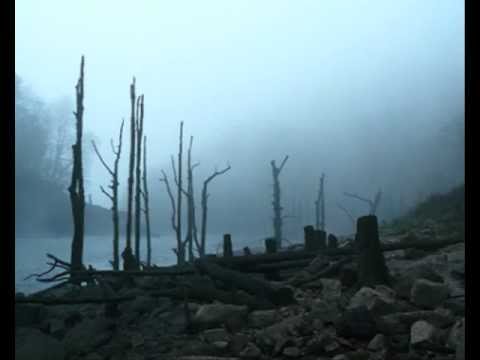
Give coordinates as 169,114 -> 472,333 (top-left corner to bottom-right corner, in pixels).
209,236 -> 464,270
15,295 -> 136,305
195,260 -> 295,306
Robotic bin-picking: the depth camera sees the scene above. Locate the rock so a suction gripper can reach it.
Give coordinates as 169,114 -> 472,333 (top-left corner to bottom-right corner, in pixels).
403,248 -> 428,260
392,264 -> 444,299
348,286 -> 397,317
258,315 -> 305,345
283,346 -> 301,357
344,349 -> 370,360
193,303 -> 248,330
410,279 -> 450,309
368,334 -> 387,351
339,263 -> 358,287
310,299 -> 341,325
456,320 -> 465,360
63,317 -> 115,356
239,342 -> 262,359
446,318 -> 465,350
443,297 -> 465,316
332,355 -> 348,360
202,328 -> 230,343
305,333 -> 339,355
212,341 -> 229,350
15,328 -> 65,360
376,310 -> 454,335
319,279 -> 342,301
248,310 -> 279,328
15,304 -> 48,328
410,320 -> 437,348
229,333 -> 250,355
306,255 -> 330,273
45,318 -> 66,339
336,305 -> 377,339
121,295 -> 157,315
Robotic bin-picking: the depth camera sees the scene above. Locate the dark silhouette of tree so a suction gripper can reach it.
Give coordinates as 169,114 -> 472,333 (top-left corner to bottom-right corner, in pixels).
91,119 -> 124,271
270,155 -> 288,248
123,78 -> 138,270
69,56 -> 86,279
142,136 -> 152,267
200,164 -> 231,256
315,173 -> 326,231
134,95 -> 145,266
344,189 -> 382,215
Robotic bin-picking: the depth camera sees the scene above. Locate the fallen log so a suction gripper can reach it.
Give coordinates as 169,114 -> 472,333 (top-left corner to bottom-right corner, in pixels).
15,295 -> 136,305
206,237 -> 464,271
195,260 -> 295,306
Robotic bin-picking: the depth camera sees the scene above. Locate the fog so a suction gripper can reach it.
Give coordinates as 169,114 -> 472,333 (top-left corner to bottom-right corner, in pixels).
15,1 -> 464,238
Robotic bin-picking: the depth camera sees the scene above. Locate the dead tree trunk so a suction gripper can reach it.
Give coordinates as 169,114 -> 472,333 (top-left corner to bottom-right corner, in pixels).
344,189 -> 383,215
223,234 -> 233,257
270,156 -> 288,248
200,165 -> 231,256
142,136 -> 152,267
123,78 -> 138,271
134,95 -> 145,266
69,56 -> 86,278
91,119 -> 124,271
183,136 -> 200,262
356,215 -> 390,286
315,173 -> 326,231
173,122 -> 185,264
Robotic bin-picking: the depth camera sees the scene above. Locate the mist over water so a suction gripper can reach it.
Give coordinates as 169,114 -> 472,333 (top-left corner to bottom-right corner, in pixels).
15,1 -> 464,276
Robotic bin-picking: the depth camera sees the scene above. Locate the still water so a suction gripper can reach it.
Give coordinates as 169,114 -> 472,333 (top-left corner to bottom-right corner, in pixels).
15,233 -> 266,294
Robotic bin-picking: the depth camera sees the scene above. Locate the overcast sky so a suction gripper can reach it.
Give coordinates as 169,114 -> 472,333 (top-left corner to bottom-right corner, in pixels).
15,1 -> 464,236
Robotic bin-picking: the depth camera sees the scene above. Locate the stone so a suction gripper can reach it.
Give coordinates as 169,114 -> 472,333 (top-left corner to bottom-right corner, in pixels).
446,318 -> 465,350
229,333 -> 250,355
348,286 -> 397,317
410,320 -> 437,348
376,310 -> 454,335
15,304 -> 48,328
202,328 -> 230,343
339,263 -> 358,287
239,342 -> 262,359
319,279 -> 342,301
336,305 -> 377,339
248,310 -> 279,328
392,264 -> 444,299
368,334 -> 387,351
410,279 -> 450,309
283,346 -> 301,357
63,317 -> 115,356
212,341 -> 229,350
310,299 -> 341,325
456,320 -> 465,360
15,328 -> 65,360
193,303 -> 248,330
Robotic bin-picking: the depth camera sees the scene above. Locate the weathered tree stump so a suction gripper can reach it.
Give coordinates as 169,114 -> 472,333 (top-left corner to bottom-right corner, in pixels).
304,225 -> 315,251
265,237 -> 277,254
314,230 -> 327,249
243,247 -> 252,256
328,234 -> 338,249
223,234 -> 233,257
356,215 -> 389,286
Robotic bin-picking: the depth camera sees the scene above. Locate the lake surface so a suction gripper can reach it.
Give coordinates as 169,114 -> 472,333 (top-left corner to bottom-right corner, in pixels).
15,233 -> 267,294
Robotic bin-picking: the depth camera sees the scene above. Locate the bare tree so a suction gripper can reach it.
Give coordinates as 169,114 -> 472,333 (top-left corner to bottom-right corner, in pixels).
337,202 -> 356,234
134,95 -> 145,266
343,188 -> 383,215
315,173 -> 326,231
123,78 -> 138,270
200,164 -> 231,256
270,155 -> 289,248
69,56 -> 86,278
141,136 -> 152,267
183,136 -> 200,262
91,120 -> 124,271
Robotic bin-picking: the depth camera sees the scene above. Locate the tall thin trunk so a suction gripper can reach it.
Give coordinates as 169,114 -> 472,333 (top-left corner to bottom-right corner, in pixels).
123,78 -> 137,270
200,165 -> 231,256
176,122 -> 184,264
142,136 -> 152,266
91,120 -> 124,271
134,95 -> 144,266
69,56 -> 85,278
315,174 -> 326,231
270,156 -> 288,248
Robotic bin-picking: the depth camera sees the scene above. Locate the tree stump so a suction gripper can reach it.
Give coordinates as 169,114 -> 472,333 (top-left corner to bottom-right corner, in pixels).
223,234 -> 233,258
304,226 -> 315,251
314,230 -> 327,249
265,238 -> 277,254
356,215 -> 389,286
243,247 -> 252,256
305,226 -> 327,251
328,234 -> 338,249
